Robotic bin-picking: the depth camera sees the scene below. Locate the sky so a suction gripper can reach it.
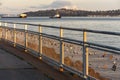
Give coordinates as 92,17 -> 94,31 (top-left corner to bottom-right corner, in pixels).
0,0 -> 120,14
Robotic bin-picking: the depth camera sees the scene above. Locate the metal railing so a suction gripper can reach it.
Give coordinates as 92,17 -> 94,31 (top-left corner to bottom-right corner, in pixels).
0,21 -> 120,80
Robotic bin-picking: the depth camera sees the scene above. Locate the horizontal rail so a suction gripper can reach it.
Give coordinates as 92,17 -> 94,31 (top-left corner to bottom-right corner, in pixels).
86,29 -> 120,36
87,41 -> 120,51
0,21 -> 39,26
1,21 -> 120,36
88,46 -> 120,55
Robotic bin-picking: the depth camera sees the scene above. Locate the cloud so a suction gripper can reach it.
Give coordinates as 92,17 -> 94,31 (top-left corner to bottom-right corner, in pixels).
47,0 -> 72,8
0,2 -> 2,6
30,0 -> 78,9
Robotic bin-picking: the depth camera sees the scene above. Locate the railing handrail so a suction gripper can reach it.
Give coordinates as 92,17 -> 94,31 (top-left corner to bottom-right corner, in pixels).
1,21 -> 120,36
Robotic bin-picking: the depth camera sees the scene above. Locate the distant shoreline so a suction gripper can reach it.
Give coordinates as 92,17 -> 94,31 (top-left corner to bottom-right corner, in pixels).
24,8 -> 120,17
26,16 -> 120,17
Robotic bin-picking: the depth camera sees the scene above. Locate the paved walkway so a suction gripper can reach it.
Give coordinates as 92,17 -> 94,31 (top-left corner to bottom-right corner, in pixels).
0,40 -> 83,80
0,49 -> 50,80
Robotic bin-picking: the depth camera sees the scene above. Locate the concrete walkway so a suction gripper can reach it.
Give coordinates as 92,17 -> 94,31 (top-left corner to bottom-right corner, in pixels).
0,49 -> 49,80
0,40 -> 83,80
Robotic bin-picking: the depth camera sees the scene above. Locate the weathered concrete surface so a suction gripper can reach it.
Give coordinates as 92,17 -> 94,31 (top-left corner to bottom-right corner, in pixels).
0,49 -> 33,69
0,48 -> 50,80
0,40 -> 83,80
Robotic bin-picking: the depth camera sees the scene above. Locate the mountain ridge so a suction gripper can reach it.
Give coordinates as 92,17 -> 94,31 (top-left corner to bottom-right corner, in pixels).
24,8 -> 120,17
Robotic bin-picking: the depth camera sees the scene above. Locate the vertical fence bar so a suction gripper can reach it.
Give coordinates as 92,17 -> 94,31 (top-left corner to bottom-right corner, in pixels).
0,22 -> 1,26
60,27 -> 64,72
0,22 -> 2,40
5,23 -> 8,40
83,30 -> 88,79
38,25 -> 42,59
24,24 -> 28,52
13,24 -> 16,47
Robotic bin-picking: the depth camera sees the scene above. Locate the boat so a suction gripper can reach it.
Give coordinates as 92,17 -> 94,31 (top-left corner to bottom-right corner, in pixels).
19,14 -> 27,18
49,13 -> 61,18
1,14 -> 27,18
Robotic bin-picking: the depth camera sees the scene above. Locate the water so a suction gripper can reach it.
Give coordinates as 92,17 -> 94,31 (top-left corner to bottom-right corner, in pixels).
0,17 -> 120,48
1,17 -> 120,32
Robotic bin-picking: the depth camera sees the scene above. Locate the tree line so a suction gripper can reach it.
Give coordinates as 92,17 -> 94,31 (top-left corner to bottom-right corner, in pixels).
24,8 -> 120,17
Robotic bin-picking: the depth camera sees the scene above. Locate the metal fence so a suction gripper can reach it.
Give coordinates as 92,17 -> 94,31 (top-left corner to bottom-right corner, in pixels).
0,21 -> 120,80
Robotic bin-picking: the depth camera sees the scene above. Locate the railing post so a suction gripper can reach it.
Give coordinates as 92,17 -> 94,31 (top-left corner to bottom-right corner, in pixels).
0,22 -> 2,40
83,29 -> 88,79
5,23 -> 8,40
0,22 -> 1,26
24,24 -> 28,52
13,24 -> 16,47
60,27 -> 64,72
38,25 -> 42,59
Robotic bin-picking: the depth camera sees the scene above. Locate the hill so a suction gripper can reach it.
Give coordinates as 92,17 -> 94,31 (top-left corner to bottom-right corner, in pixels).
24,8 -> 120,17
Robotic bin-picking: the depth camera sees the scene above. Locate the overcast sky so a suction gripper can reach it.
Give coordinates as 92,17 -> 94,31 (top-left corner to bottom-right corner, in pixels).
0,0 -> 120,14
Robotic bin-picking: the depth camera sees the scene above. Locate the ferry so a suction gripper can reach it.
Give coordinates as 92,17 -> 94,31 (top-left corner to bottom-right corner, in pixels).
1,14 -> 27,18
19,14 -> 27,18
49,13 -> 61,18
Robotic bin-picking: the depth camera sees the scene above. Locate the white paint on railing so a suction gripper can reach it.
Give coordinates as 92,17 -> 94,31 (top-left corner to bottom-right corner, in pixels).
83,30 -> 89,78
60,27 -> 64,72
0,22 -> 2,39
38,25 -> 42,59
5,23 -> 8,40
13,24 -> 16,47
24,24 -> 28,52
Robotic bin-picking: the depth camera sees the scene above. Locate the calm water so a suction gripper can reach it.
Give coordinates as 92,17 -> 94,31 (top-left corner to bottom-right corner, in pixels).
0,17 -> 120,48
